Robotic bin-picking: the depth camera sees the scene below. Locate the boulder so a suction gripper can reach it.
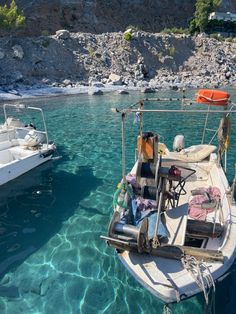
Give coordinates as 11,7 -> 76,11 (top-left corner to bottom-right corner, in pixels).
141,87 -> 156,93
12,45 -> 24,59
88,89 -> 104,95
62,79 -> 73,86
42,78 -> 51,85
89,80 -> 105,88
55,29 -> 70,40
108,73 -> 123,85
116,90 -> 129,95
225,71 -> 231,79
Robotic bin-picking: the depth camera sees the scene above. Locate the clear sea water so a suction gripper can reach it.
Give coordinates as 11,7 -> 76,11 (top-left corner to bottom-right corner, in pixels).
0,88 -> 236,314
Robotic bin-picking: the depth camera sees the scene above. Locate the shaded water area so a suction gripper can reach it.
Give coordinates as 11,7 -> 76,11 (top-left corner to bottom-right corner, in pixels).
0,89 -> 236,313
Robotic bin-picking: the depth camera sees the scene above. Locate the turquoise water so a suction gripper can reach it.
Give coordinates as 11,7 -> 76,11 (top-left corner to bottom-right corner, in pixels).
0,89 -> 236,313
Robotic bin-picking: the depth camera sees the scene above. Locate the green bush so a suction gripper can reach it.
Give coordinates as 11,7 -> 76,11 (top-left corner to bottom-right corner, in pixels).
168,46 -> 176,56
123,31 -> 132,41
0,0 -> 25,30
209,33 -> 224,41
162,27 -> 189,35
123,29 -> 133,41
88,46 -> 95,57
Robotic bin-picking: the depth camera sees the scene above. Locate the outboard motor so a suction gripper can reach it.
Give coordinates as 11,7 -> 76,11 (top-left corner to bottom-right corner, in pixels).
24,130 -> 42,147
173,134 -> 185,152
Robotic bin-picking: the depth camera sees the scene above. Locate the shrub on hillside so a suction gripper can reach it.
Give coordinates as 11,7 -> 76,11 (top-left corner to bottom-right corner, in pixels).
189,0 -> 221,34
162,27 -> 189,35
0,0 -> 25,30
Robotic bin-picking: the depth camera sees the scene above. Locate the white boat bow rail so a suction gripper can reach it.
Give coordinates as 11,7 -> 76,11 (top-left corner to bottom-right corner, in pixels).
3,103 -> 49,147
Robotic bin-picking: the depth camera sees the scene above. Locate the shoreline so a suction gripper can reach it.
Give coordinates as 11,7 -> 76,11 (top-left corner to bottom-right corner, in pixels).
0,84 -> 143,102
1,32 -> 236,102
1,82 -> 235,103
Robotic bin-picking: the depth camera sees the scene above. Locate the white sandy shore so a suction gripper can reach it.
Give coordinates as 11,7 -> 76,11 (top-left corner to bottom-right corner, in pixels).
0,84 -> 140,101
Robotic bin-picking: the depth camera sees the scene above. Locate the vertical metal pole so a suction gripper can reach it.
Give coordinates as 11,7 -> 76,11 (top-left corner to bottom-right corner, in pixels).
121,112 -> 126,182
3,104 -> 10,141
231,164 -> 236,205
138,101 -> 144,161
28,106 -> 49,148
181,88 -> 186,109
224,150 -> 227,173
152,177 -> 166,248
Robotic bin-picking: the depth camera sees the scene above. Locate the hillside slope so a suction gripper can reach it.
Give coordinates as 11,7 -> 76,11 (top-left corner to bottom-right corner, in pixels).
0,31 -> 235,89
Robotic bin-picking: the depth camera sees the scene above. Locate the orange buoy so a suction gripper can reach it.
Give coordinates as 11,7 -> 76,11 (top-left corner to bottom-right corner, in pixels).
196,89 -> 230,106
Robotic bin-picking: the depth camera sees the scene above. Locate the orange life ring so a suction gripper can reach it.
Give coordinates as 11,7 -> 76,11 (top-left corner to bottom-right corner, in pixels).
196,89 -> 230,106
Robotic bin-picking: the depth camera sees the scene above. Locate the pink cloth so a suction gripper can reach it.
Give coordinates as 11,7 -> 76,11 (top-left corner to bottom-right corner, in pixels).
188,186 -> 221,221
136,197 -> 157,211
126,173 -> 140,190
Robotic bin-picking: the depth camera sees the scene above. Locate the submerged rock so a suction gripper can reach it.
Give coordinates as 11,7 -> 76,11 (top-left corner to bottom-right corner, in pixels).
117,90 -> 129,94
88,89 -> 104,95
141,87 -> 156,93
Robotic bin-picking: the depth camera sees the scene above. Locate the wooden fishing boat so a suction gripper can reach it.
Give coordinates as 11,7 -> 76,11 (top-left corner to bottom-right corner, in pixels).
101,89 -> 236,308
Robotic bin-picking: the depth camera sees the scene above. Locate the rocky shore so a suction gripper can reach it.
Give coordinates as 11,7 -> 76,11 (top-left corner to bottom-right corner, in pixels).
0,30 -> 236,99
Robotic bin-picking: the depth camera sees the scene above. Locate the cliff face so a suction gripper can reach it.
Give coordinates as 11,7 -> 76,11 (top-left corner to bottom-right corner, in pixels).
1,0 -> 235,37
0,0 -> 196,36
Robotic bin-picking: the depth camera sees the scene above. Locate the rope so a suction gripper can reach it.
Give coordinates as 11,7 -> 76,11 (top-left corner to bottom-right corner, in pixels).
181,255 -> 216,312
217,116 -> 231,155
113,182 -> 133,209
163,303 -> 172,314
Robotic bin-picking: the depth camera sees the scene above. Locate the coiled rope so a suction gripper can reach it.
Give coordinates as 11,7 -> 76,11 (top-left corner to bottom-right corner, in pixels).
181,255 -> 215,313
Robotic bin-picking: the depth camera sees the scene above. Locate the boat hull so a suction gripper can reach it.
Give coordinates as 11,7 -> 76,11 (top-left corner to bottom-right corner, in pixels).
112,158 -> 236,303
0,145 -> 55,186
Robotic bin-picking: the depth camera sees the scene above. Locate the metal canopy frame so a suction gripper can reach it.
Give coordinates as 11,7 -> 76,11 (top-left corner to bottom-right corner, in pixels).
3,103 -> 49,147
114,97 -> 236,177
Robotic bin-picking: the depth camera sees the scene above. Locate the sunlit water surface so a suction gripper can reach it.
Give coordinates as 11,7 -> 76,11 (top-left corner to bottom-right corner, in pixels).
0,89 -> 236,314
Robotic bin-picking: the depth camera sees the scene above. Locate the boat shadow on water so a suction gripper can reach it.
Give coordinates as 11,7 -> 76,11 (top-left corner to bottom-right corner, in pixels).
0,160 -> 102,297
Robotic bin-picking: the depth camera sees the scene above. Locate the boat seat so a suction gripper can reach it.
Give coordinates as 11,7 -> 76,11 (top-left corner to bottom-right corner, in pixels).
0,140 -> 13,151
0,149 -> 14,164
165,144 -> 217,163
165,203 -> 188,246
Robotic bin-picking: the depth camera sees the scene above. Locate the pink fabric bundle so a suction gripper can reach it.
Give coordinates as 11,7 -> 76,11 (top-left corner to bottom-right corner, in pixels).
126,173 -> 140,190
136,196 -> 157,211
188,186 -> 221,221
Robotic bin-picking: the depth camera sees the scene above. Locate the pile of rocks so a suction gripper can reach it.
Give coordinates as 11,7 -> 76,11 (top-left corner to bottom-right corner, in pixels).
0,30 -> 235,92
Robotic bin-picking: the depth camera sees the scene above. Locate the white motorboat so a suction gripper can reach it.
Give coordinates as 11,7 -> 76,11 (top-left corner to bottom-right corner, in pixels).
0,103 -> 56,186
101,89 -> 236,309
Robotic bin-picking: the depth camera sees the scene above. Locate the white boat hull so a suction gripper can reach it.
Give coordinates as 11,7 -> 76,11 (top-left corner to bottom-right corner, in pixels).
104,91 -> 236,305
0,104 -> 56,186
113,157 -> 236,303
0,145 -> 55,186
